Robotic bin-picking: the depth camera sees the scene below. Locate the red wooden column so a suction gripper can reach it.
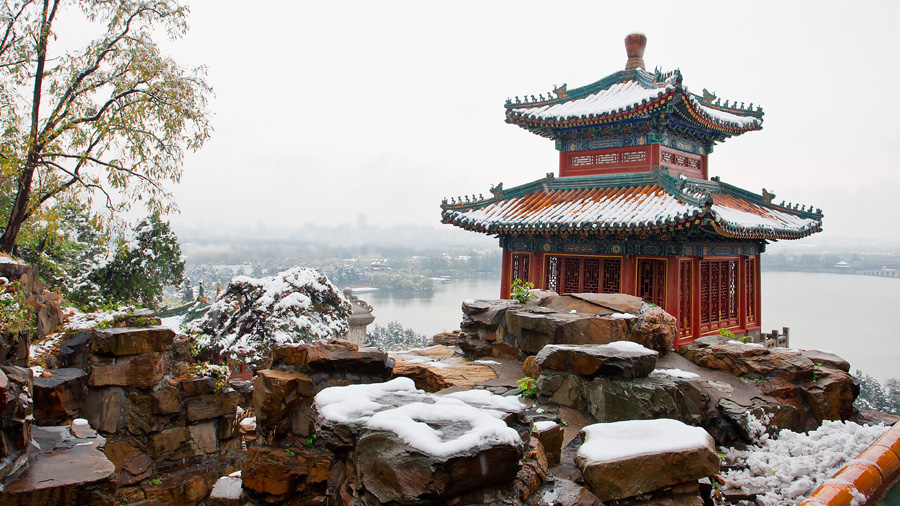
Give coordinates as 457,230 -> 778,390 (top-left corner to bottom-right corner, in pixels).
531,251 -> 545,290
738,255 -> 747,334
500,249 -> 512,299
753,255 -> 762,332
691,257 -> 702,344
665,256 -> 680,329
622,256 -> 636,297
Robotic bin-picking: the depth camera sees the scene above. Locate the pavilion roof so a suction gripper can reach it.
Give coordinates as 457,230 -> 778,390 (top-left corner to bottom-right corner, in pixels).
504,68 -> 764,139
440,170 -> 822,241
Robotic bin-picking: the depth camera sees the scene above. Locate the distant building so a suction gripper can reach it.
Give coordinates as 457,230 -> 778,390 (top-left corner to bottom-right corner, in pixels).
835,261 -> 852,269
441,34 -> 822,346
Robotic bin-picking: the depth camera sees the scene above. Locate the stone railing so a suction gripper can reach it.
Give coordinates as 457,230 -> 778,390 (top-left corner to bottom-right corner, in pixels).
759,327 -> 790,348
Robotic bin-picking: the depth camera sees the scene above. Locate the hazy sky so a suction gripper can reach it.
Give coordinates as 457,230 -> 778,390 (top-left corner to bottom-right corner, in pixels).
155,1 -> 900,242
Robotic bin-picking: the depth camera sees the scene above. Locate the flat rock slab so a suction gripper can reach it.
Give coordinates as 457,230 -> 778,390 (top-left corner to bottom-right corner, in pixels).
269,339 -> 392,375
0,425 -> 115,504
461,299 -> 524,326
91,326 -> 175,356
539,295 -> 618,316
677,336 -> 815,380
576,419 -> 718,502
390,346 -> 497,392
799,349 -> 851,372
535,342 -> 658,379
554,293 -> 643,315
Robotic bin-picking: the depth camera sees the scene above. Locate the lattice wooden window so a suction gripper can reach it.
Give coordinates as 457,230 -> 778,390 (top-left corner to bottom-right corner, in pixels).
679,260 -> 693,337
602,258 -> 621,293
699,259 -> 738,331
637,259 -> 666,308
512,253 -> 530,283
563,257 -> 581,294
582,258 -> 601,293
546,256 -> 560,293
545,256 -> 621,295
746,257 -> 758,325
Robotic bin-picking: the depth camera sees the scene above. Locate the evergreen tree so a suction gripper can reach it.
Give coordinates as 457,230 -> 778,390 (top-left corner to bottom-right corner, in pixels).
94,213 -> 184,308
854,371 -> 900,415
366,321 -> 430,351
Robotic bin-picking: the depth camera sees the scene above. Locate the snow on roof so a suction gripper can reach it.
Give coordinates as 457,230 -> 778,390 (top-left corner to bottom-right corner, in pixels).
445,185 -> 698,234
512,80 -> 675,122
315,378 -> 523,457
442,172 -> 822,241
711,195 -> 821,237
686,93 -> 762,129
579,419 -> 712,463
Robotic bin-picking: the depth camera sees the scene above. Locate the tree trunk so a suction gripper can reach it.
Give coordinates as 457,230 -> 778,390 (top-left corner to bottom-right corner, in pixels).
0,0 -> 52,255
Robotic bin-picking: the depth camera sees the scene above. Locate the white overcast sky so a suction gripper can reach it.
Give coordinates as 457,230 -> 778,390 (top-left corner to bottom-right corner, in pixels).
151,0 -> 899,242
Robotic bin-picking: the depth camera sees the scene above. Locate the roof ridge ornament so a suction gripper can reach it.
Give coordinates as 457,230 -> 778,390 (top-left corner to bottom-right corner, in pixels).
553,83 -> 568,99
624,33 -> 647,70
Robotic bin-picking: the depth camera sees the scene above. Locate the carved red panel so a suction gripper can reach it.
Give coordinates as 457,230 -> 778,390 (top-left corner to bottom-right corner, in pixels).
512,253 -> 530,283
563,257 -> 581,294
700,259 -> 738,330
700,262 -> 710,327
602,258 -> 621,293
545,256 -> 622,295
546,256 -> 560,293
637,259 -> 666,307
582,258 -> 601,293
746,258 -> 757,324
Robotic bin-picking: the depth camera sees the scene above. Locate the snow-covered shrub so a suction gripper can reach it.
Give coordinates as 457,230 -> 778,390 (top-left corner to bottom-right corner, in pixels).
366,321 -> 429,351
854,370 -> 900,415
189,267 -> 350,366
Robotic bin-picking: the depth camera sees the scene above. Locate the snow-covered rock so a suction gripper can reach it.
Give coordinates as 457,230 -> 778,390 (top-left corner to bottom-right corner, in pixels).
315,377 -> 527,503
576,419 -> 719,502
190,267 -> 351,366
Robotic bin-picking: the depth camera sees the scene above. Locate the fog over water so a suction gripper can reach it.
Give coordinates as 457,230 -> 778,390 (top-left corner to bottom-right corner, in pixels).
358,272 -> 899,382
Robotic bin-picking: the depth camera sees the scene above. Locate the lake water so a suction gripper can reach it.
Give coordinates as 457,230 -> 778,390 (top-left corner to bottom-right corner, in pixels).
357,272 -> 900,383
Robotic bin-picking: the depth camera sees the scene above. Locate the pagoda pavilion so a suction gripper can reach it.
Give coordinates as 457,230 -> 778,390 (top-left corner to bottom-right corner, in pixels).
441,34 -> 823,346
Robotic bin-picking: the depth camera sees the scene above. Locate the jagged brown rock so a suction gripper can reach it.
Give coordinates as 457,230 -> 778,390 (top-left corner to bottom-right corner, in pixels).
534,342 -> 658,379
32,368 -> 87,425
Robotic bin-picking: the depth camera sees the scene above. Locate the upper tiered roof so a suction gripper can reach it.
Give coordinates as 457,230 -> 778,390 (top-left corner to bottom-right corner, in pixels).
441,169 -> 822,241
504,34 -> 764,142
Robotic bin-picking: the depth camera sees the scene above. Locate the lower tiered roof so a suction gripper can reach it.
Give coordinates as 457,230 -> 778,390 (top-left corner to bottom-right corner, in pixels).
440,169 -> 822,241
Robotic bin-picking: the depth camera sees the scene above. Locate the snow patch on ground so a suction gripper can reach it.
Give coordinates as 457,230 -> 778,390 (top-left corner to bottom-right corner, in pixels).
721,420 -> 889,505
651,368 -> 700,379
